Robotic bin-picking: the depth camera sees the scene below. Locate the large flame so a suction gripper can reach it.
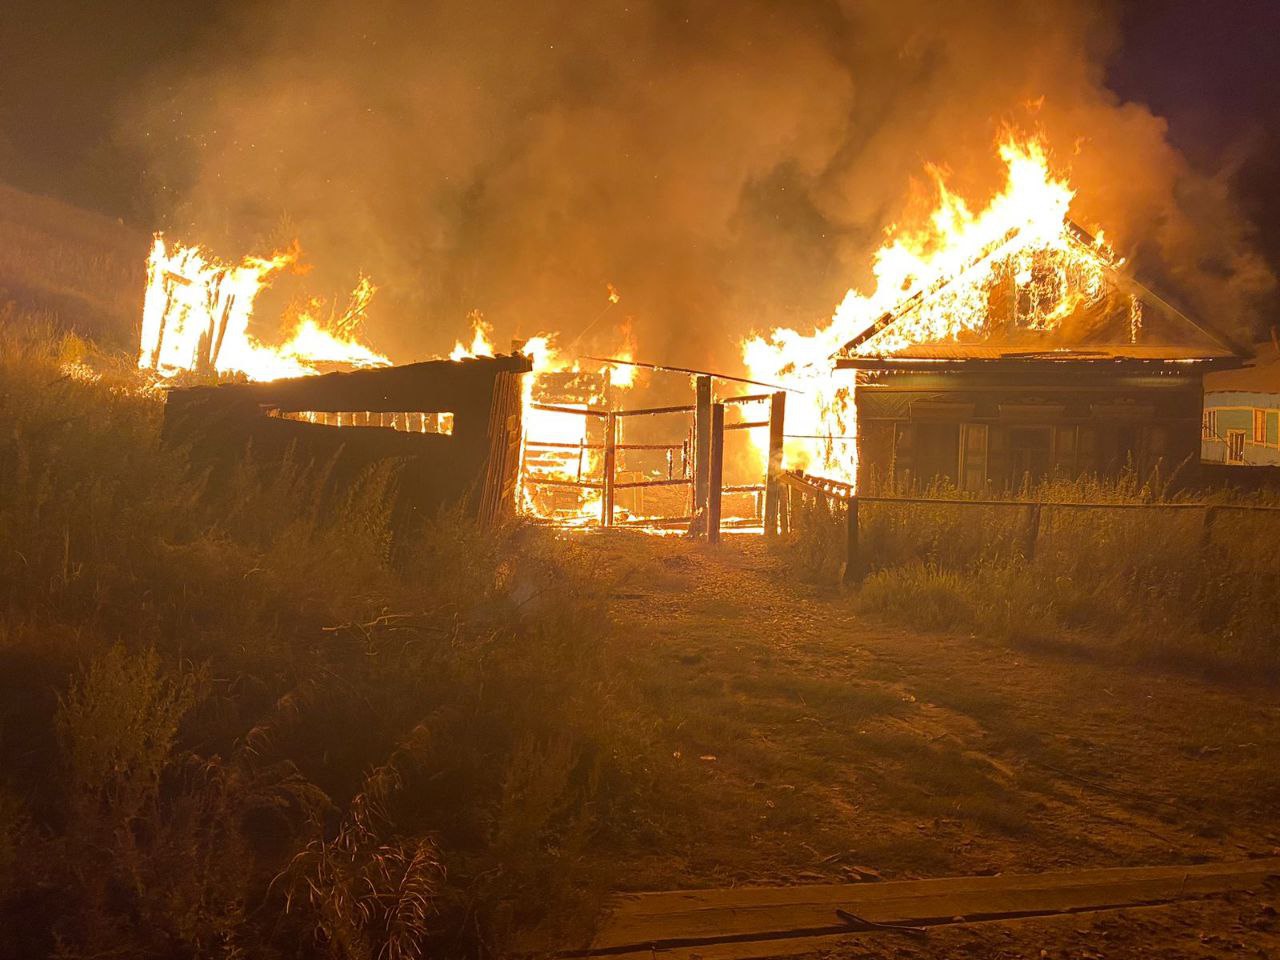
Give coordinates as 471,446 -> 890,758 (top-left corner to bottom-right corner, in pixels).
515,331 -> 642,525
743,133 -> 1115,485
138,235 -> 391,381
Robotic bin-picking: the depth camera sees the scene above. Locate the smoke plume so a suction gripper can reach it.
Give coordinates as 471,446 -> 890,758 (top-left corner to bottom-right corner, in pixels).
128,0 -> 1275,365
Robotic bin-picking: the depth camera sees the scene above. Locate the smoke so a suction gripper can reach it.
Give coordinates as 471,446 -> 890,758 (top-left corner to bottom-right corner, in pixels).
127,0 -> 1274,364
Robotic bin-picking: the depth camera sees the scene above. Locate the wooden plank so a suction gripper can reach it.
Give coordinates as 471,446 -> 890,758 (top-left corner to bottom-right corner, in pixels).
588,859 -> 1280,955
762,392 -> 786,538
532,402 -> 610,418
614,404 -> 696,418
602,412 -> 618,528
613,478 -> 692,490
693,376 -> 712,517
583,904 -> 1179,960
706,402 -> 725,544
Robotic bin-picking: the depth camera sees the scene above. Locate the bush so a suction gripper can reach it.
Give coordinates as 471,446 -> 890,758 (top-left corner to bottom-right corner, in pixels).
0,327 -> 637,959
787,468 -> 1280,675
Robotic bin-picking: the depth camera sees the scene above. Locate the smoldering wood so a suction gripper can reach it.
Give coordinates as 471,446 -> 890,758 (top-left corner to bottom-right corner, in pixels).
163,353 -> 532,534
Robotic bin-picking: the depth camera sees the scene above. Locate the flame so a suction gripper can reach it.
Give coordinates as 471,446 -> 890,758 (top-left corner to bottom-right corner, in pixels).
514,330 -> 645,525
743,132 -> 1114,485
138,235 -> 390,381
450,311 -> 497,360
607,319 -> 637,387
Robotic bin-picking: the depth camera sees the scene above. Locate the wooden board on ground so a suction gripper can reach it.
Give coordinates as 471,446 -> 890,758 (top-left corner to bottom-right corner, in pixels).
582,858 -> 1280,957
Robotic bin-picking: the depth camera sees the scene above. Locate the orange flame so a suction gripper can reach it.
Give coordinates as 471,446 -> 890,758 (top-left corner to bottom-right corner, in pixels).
138,235 -> 390,381
743,132 -> 1113,485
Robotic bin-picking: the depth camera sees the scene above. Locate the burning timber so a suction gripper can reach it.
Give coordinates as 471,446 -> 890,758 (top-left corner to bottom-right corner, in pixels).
164,353 -> 531,528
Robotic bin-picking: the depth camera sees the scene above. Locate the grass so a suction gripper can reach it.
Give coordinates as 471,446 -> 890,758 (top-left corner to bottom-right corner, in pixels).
0,320 -> 646,959
782,472 -> 1280,675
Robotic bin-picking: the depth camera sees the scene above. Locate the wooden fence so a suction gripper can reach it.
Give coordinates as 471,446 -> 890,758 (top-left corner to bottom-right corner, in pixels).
523,375 -> 788,539
777,469 -> 1280,584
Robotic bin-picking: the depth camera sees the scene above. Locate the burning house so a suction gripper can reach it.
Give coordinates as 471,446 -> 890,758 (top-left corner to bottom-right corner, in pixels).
834,223 -> 1243,492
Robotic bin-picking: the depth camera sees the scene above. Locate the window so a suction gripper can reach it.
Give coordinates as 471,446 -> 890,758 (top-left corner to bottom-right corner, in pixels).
1202,409 -> 1217,440
1254,408 -> 1267,444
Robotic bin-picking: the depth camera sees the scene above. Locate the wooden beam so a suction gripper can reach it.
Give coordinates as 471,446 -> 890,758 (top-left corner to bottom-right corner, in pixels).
762,392 -> 786,538
602,412 -> 618,528
613,404 -> 696,418
707,402 -> 725,544
693,376 -> 712,518
532,402 -> 610,418
583,858 -> 1280,958
582,356 -> 802,393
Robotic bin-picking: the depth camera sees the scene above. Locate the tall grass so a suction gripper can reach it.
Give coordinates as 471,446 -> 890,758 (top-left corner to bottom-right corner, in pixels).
783,472 -> 1280,675
0,323 -> 637,958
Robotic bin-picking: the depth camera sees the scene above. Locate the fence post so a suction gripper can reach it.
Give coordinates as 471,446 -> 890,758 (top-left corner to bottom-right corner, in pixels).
843,495 -> 863,584
601,411 -> 617,528
1201,505 -> 1218,553
707,402 -> 725,544
779,481 -> 792,536
762,391 -> 787,538
693,376 -> 712,522
1022,503 -> 1042,561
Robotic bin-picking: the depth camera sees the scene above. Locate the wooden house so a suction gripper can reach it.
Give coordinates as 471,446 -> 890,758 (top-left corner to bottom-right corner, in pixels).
833,226 -> 1244,492
1202,340 -> 1280,467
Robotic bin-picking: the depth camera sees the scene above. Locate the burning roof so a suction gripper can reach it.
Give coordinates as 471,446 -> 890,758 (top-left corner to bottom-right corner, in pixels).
835,220 -> 1241,367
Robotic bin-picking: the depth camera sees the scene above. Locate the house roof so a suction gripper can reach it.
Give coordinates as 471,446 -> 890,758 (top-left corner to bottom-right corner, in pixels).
1205,342 -> 1280,394
833,220 -> 1245,368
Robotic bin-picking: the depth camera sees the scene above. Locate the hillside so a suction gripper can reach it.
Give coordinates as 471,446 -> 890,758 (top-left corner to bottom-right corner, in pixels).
0,182 -> 147,348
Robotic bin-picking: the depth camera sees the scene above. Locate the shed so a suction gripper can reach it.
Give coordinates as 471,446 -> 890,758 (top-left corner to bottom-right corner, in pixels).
164,353 -> 531,527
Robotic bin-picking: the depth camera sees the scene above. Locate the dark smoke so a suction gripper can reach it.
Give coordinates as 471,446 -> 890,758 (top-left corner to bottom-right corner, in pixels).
127,0 -> 1275,366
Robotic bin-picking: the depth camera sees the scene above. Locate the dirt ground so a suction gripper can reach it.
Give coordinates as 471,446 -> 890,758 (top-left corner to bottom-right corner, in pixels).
578,531 -> 1280,958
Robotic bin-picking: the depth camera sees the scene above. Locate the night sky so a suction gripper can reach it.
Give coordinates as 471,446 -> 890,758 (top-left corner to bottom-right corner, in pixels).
2,0 -> 1277,349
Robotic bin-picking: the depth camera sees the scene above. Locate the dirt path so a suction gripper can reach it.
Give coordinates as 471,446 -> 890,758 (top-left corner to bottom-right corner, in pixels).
578,531 -> 1280,955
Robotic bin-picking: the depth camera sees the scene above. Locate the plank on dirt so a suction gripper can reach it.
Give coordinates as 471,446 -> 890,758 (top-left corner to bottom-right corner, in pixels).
586,858 -> 1280,955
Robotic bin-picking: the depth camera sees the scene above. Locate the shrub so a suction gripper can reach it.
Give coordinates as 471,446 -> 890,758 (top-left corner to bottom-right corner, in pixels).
0,327 -> 637,958
788,468 -> 1280,674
